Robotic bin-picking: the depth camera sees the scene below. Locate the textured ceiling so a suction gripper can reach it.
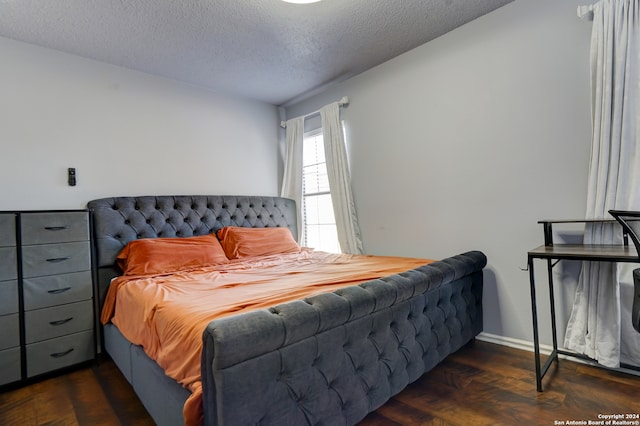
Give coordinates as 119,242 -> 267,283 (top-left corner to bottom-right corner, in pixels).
0,0 -> 513,106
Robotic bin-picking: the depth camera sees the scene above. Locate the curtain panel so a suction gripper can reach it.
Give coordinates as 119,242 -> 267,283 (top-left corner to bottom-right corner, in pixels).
280,117 -> 305,244
565,0 -> 640,367
320,103 -> 364,254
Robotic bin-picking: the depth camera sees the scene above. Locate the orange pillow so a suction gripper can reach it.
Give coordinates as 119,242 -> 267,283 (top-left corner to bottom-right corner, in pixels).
116,234 -> 229,275
217,226 -> 300,259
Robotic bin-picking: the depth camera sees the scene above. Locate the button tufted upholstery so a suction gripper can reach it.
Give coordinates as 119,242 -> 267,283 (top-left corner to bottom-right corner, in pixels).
88,195 -> 485,426
88,195 -> 297,268
201,250 -> 486,426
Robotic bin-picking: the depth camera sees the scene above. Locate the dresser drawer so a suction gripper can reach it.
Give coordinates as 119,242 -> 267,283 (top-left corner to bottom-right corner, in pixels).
26,330 -> 94,377
0,247 -> 17,281
25,300 -> 93,344
0,280 -> 18,316
0,347 -> 21,386
22,241 -> 90,278
0,214 -> 15,247
0,314 -> 20,351
24,271 -> 92,310
21,212 -> 88,245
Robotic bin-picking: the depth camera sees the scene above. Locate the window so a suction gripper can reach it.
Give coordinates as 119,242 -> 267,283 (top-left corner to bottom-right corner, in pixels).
302,129 -> 341,253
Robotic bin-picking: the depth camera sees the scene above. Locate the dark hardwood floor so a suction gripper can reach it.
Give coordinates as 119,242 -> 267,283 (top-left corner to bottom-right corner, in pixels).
1,340 -> 638,425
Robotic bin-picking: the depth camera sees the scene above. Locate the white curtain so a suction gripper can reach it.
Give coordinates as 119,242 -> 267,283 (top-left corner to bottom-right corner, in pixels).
280,116 -> 305,244
320,102 -> 364,254
565,0 -> 640,367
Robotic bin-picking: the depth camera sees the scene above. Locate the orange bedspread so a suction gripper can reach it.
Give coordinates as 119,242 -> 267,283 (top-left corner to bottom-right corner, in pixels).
101,249 -> 434,425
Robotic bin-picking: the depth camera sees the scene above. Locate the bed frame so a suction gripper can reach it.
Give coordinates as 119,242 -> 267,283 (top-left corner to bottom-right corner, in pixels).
88,195 -> 486,426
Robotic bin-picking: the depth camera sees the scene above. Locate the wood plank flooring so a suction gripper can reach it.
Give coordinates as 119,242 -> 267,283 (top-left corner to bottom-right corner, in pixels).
1,340 -> 638,425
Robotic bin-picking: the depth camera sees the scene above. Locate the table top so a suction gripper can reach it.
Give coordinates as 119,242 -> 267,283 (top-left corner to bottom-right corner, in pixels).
537,219 -> 618,224
528,244 -> 638,262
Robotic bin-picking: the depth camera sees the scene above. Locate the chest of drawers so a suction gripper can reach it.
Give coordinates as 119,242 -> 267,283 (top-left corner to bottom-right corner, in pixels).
0,214 -> 19,385
0,210 -> 95,386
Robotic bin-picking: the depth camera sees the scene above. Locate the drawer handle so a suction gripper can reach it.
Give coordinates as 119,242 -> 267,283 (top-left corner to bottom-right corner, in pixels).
44,226 -> 68,231
50,348 -> 74,358
46,257 -> 70,263
49,317 -> 74,326
47,287 -> 72,295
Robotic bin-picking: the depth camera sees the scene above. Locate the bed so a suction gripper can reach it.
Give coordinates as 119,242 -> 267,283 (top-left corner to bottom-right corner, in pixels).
88,195 -> 486,426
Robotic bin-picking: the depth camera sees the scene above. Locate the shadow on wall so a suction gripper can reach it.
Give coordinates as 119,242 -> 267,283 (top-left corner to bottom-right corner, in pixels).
482,267 -> 502,336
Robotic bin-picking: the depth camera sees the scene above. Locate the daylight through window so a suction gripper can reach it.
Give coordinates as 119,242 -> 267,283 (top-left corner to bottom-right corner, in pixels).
302,129 -> 340,253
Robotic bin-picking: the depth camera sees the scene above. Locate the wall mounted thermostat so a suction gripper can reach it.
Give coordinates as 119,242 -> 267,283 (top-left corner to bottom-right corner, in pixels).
68,168 -> 76,186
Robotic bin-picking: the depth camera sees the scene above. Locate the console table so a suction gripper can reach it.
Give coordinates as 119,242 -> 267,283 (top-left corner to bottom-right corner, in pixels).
527,219 -> 638,391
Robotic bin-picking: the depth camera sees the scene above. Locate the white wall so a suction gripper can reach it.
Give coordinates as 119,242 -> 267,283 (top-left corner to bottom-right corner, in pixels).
285,0 -> 593,346
0,36 -> 280,211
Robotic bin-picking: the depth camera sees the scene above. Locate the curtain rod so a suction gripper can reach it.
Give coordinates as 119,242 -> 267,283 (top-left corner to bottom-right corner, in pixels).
280,96 -> 349,128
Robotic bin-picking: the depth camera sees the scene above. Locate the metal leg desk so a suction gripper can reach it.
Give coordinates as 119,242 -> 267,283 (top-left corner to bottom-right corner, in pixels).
528,240 -> 637,391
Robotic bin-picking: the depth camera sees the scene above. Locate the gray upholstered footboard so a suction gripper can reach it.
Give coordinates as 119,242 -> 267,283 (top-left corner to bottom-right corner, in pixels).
201,250 -> 486,426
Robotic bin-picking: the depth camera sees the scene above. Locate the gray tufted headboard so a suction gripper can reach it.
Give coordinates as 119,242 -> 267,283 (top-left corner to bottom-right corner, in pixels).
87,195 -> 297,305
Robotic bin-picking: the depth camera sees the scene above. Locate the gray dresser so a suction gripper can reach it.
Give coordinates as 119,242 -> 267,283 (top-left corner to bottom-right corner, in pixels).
0,213 -> 20,385
0,210 -> 95,386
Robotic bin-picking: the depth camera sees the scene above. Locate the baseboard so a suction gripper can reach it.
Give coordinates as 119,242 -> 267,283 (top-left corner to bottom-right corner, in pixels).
476,332 -> 553,355
476,332 -> 640,376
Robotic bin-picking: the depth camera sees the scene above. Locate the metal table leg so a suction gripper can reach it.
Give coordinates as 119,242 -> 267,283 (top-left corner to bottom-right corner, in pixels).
528,255 -> 543,391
